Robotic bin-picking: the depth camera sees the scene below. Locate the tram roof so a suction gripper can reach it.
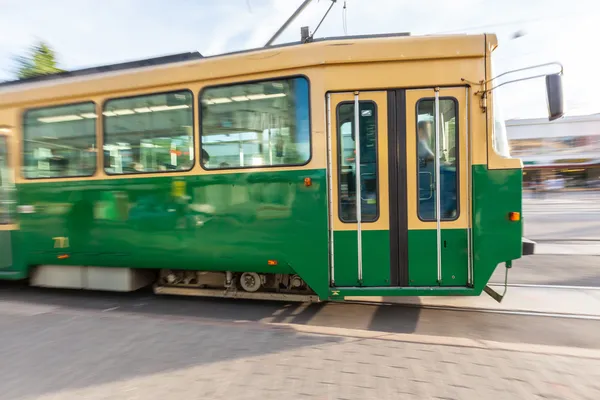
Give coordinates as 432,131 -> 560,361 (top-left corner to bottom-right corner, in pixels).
0,32 -> 495,108
0,51 -> 205,89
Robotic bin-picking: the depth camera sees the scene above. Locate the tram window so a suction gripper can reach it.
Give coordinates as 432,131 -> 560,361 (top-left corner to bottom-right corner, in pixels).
337,101 -> 378,223
416,98 -> 459,221
23,102 -> 97,179
200,77 -> 310,169
103,90 -> 194,174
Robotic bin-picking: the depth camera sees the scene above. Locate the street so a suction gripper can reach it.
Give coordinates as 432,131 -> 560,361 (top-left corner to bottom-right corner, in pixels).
1,192 -> 599,399
491,254 -> 600,286
503,192 -> 600,287
0,285 -> 599,399
523,191 -> 600,242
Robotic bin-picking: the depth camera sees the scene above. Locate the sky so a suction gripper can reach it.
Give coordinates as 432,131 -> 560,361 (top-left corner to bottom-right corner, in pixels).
0,0 -> 598,119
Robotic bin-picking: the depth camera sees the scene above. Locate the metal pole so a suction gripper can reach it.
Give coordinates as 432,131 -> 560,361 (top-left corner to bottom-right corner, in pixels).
308,0 -> 336,41
466,87 -> 473,286
354,92 -> 363,283
326,94 -> 335,285
434,89 -> 442,284
239,135 -> 244,167
268,114 -> 273,166
264,0 -> 314,47
268,127 -> 273,166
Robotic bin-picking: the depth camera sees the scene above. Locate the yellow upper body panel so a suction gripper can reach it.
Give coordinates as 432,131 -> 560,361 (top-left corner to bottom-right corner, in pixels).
0,33 -> 515,182
0,33 -> 492,109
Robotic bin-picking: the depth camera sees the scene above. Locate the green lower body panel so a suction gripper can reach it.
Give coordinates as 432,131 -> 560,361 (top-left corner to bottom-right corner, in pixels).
334,228 -> 468,289
0,230 -> 27,280
0,231 -> 12,269
471,165 -> 523,292
333,230 -> 391,287
3,164 -> 524,301
408,229 -> 468,286
13,170 -> 331,296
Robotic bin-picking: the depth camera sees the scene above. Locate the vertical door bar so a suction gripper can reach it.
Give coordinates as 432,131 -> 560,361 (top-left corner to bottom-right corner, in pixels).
465,87 -> 473,286
326,94 -> 335,285
354,92 -> 363,283
268,119 -> 273,166
434,88 -> 442,283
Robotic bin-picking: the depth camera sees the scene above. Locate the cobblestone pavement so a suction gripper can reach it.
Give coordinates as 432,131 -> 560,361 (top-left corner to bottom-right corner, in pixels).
1,302 -> 599,400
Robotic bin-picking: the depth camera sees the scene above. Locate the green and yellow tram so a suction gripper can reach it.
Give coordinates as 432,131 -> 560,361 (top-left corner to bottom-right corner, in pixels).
0,33 -> 562,302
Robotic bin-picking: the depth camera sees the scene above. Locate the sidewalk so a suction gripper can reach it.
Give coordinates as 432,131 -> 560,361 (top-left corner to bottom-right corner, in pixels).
6,305 -> 598,400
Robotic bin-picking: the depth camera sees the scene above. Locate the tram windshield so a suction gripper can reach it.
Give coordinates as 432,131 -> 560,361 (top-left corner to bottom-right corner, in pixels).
492,88 -> 511,158
491,56 -> 511,158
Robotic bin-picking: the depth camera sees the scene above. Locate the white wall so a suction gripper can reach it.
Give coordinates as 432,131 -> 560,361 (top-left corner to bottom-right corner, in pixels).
506,114 -> 600,140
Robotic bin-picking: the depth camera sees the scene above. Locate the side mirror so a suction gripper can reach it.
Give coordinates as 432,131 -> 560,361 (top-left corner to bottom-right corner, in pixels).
546,73 -> 564,121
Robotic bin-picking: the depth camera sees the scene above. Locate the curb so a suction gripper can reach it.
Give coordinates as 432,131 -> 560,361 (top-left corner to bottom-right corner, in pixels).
3,296 -> 599,361
273,322 -> 600,360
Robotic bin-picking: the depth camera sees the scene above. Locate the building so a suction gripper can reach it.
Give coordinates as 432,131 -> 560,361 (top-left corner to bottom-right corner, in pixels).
506,114 -> 600,189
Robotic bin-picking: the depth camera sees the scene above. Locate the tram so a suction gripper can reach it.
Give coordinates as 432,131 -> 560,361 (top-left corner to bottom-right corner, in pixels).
0,32 -> 563,302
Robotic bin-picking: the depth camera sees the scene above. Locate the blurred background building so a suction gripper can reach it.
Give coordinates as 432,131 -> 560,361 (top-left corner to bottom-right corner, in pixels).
507,114 -> 600,191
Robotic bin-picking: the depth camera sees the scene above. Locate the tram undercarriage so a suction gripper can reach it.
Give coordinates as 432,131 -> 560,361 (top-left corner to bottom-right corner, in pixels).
154,269 -> 319,302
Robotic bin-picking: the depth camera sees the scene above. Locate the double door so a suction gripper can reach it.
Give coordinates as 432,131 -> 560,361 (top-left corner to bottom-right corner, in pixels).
327,88 -> 471,288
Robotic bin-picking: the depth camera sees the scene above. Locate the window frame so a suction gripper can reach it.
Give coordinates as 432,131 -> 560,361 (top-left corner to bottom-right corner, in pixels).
336,100 -> 380,224
415,96 -> 460,222
102,88 -> 195,176
22,101 -> 98,180
198,74 -> 312,171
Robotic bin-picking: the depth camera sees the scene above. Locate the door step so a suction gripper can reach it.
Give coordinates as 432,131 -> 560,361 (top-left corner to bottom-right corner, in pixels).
483,285 -> 506,303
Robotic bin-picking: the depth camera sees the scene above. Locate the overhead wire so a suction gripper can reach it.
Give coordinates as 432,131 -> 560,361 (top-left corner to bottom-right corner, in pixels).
432,11 -> 588,35
342,1 -> 348,35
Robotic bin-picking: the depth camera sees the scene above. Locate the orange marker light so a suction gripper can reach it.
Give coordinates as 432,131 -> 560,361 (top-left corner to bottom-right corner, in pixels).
508,212 -> 520,221
268,260 -> 278,266
304,177 -> 312,187
57,254 -> 70,259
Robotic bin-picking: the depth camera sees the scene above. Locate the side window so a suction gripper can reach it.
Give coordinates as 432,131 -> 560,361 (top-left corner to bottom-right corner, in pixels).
23,102 -> 97,178
200,77 -> 310,169
337,101 -> 378,223
0,136 -> 8,187
416,98 -> 459,221
103,90 -> 194,174
0,135 -> 16,224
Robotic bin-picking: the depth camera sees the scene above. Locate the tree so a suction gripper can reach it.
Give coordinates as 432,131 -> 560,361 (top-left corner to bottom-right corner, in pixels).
15,42 -> 65,80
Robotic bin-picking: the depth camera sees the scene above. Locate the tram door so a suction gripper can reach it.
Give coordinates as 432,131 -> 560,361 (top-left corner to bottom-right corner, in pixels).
0,133 -> 16,269
404,88 -> 471,287
328,88 -> 471,288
